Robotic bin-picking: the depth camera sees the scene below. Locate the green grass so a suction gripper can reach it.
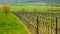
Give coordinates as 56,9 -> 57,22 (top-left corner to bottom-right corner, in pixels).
0,12 -> 28,34
0,5 -> 57,12
0,5 -> 60,12
10,6 -> 53,11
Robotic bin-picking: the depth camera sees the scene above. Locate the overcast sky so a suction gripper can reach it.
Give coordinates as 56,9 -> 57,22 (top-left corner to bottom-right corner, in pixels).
0,0 -> 60,4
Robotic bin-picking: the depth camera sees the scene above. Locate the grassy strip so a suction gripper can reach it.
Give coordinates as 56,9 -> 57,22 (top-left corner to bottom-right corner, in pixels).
0,12 -> 28,34
12,13 -> 30,33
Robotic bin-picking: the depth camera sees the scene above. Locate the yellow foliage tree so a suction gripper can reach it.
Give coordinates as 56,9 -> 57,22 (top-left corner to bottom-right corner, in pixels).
2,3 -> 10,17
2,3 -> 10,13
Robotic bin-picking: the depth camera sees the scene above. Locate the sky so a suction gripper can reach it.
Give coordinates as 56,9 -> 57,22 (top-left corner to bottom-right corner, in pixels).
0,0 -> 60,4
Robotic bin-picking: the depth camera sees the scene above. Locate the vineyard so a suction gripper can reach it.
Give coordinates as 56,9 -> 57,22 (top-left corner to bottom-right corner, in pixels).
13,12 -> 60,34
0,4 -> 60,34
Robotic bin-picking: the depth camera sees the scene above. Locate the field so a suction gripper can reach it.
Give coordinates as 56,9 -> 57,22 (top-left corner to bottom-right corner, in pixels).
0,5 -> 60,12
10,6 -> 52,11
0,5 -> 60,34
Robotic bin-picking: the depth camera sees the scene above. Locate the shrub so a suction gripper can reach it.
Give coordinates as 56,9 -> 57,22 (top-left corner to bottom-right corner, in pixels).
21,8 -> 26,12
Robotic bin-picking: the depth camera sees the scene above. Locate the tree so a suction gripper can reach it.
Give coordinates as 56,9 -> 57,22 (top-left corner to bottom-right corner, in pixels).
2,3 -> 10,17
